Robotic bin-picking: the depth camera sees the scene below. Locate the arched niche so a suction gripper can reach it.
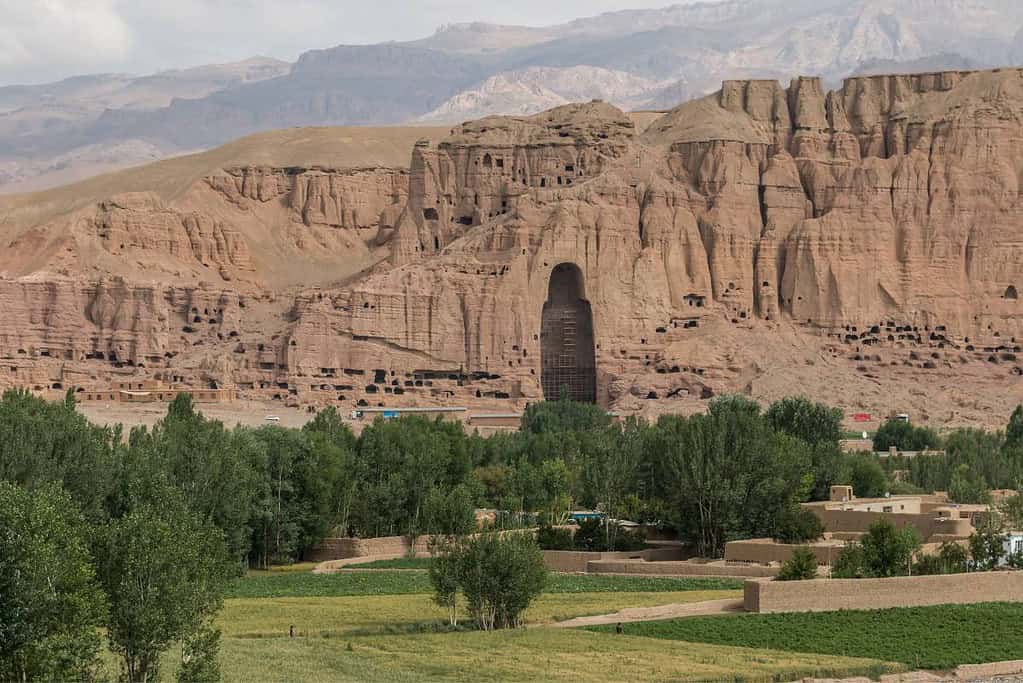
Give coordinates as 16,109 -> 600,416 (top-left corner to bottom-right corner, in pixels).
540,263 -> 597,403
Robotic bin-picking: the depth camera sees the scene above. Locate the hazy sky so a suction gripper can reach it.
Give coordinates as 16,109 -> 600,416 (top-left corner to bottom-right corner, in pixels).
0,0 -> 692,86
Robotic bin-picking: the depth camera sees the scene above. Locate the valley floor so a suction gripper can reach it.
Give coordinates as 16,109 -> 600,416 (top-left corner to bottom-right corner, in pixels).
111,568 -> 903,682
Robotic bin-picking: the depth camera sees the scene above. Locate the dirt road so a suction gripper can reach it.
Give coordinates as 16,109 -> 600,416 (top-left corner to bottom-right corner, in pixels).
550,597 -> 746,628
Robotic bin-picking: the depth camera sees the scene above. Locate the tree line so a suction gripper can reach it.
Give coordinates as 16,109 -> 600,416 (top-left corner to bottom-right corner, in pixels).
5,387 -> 1023,678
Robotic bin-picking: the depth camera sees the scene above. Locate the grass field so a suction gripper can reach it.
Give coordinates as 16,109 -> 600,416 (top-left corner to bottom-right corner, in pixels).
588,602 -> 1023,670
349,557 -> 433,569
203,568 -> 903,681
103,568 -> 906,681
219,590 -> 740,638
226,570 -> 743,599
217,629 -> 898,683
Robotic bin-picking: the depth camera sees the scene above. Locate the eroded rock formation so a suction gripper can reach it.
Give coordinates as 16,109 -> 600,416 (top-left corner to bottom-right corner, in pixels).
4,69 -> 1023,426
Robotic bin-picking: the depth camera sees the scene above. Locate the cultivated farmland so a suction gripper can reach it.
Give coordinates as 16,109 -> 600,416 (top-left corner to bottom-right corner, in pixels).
589,603 -> 1023,669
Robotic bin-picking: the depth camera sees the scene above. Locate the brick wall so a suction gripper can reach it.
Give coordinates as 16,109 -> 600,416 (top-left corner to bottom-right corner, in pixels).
306,529 -> 537,562
305,535 -> 431,562
724,539 -> 844,565
744,571 -> 1023,613
542,550 -> 647,572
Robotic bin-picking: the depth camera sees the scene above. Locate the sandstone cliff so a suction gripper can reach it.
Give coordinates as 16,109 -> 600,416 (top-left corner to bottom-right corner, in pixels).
3,70 -> 1023,427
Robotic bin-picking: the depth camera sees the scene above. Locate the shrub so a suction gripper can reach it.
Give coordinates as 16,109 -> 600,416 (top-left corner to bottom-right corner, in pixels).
776,547 -> 819,581
912,553 -> 944,576
567,518 -> 648,552
1007,551 -> 1023,569
177,624 -> 221,683
773,507 -> 824,544
429,532 -> 547,630
914,542 -> 968,575
831,542 -> 867,578
612,527 -> 649,551
536,525 -> 574,551
571,518 -> 606,551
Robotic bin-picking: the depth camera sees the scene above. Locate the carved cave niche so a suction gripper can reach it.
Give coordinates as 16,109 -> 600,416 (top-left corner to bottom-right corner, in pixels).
540,262 -> 596,403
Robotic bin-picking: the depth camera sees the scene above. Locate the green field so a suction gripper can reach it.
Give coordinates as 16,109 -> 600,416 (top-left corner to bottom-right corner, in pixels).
588,603 -> 1023,669
216,629 -> 897,683
219,590 -> 740,638
347,556 -> 434,569
181,568 -> 905,682
226,570 -> 743,599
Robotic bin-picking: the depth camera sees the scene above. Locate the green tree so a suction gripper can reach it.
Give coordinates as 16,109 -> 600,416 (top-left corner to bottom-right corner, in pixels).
536,458 -> 572,527
578,427 -> 638,551
428,538 -> 461,626
422,483 -> 477,536
831,542 -> 867,578
915,541 -> 969,575
773,506 -> 824,544
949,463 -> 991,504
843,454 -> 888,498
776,547 -> 819,581
249,424 -> 350,567
969,519 -> 1008,571
834,519 -> 924,580
766,396 -> 842,446
861,518 -> 921,577
303,407 -> 359,535
1007,405 -> 1023,449
129,395 -> 260,566
353,416 -> 474,539
901,428 -> 1018,493
520,398 -> 611,435
766,397 -> 845,501
833,518 -> 920,578
430,532 -> 546,630
0,389 -> 122,523
0,483 -> 106,682
873,419 -> 941,452
1002,490 -> 1023,530
650,396 -> 812,557
97,497 -> 229,683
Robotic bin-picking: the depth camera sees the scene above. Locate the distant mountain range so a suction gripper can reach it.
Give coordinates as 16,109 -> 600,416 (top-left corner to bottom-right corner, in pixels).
3,0 -> 1023,193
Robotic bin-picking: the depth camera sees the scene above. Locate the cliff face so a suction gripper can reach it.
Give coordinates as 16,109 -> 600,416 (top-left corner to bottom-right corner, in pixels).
4,68 -> 1023,425
283,69 -> 1023,415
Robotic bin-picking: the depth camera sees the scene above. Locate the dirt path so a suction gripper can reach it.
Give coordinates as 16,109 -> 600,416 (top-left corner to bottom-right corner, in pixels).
549,597 -> 746,628
313,555 -> 406,573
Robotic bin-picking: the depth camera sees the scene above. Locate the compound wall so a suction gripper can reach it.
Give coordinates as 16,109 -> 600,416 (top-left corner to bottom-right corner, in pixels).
744,571 -> 1023,613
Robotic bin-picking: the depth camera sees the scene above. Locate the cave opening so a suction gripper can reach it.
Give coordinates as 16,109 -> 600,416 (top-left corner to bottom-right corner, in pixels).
540,263 -> 596,403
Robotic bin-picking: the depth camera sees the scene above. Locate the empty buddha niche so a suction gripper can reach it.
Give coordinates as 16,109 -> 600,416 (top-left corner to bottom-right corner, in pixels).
540,263 -> 596,403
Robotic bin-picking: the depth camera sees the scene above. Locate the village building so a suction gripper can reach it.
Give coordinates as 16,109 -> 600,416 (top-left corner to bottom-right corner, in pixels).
724,485 -> 987,567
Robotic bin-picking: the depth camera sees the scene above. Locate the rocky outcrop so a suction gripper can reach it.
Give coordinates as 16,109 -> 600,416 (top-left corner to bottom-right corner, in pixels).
392,101 -> 634,263
0,276 -> 244,367
5,68 -> 1023,426
206,166 -> 408,235
87,193 -> 253,273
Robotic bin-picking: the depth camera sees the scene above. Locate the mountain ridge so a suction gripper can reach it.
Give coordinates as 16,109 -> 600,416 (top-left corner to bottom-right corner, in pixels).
3,0 -> 1023,192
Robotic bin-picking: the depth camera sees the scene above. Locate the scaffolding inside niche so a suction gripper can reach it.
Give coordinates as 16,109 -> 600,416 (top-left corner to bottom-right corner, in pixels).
540,300 -> 596,403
